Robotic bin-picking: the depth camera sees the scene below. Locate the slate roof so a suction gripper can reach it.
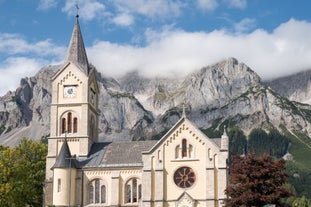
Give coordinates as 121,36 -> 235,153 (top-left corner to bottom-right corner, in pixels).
82,141 -> 157,168
53,139 -> 78,169
65,15 -> 89,74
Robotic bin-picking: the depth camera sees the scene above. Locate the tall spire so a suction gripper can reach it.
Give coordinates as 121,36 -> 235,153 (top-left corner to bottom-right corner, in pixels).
65,14 -> 89,74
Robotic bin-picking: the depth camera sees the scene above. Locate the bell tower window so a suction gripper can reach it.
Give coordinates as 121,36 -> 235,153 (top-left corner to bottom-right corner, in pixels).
67,112 -> 72,133
61,112 -> 78,135
61,118 -> 66,134
73,118 -> 78,133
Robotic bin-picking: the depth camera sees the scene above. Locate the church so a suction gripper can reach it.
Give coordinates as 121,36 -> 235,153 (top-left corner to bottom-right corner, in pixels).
44,14 -> 229,207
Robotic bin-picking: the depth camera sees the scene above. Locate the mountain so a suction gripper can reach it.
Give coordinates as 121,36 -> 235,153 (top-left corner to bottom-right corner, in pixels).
1,58 -> 311,147
264,70 -> 311,104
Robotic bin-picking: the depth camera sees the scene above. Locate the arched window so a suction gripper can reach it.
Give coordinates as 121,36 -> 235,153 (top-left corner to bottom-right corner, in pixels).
189,144 -> 193,158
182,139 -> 187,158
61,118 -> 66,134
73,117 -> 78,133
89,186 -> 94,204
89,179 -> 106,204
95,179 -> 100,203
125,178 -> 141,204
175,145 -> 180,159
60,112 -> 78,135
101,185 -> 106,203
67,112 -> 72,133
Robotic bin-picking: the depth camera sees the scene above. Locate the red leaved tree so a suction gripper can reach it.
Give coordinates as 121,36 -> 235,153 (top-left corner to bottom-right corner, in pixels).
225,153 -> 291,207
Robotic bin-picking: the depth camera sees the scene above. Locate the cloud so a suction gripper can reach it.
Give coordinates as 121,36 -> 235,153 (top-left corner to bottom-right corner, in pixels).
0,57 -> 46,95
225,0 -> 247,9
197,0 -> 218,10
0,33 -> 65,95
87,19 -> 311,81
112,13 -> 135,27
234,18 -> 256,33
0,33 -> 65,57
113,0 -> 184,19
37,0 -> 58,11
62,0 -> 105,21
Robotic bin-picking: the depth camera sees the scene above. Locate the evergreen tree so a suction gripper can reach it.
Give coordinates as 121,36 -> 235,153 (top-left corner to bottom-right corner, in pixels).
225,153 -> 291,207
228,127 -> 247,155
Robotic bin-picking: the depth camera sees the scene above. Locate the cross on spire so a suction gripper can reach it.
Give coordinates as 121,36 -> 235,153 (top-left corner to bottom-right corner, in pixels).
75,3 -> 79,18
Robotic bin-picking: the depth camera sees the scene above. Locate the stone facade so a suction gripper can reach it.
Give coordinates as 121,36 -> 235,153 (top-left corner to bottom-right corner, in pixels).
44,15 -> 228,207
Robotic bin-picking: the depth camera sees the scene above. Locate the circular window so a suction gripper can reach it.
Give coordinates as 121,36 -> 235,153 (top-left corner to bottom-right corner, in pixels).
173,166 -> 196,188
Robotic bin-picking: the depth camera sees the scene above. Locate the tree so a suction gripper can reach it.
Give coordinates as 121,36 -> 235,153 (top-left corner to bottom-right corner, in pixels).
225,153 -> 291,207
0,139 -> 47,207
228,127 -> 247,155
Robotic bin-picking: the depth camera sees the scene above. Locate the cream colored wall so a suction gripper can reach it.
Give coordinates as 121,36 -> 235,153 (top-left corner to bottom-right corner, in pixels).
142,118 -> 228,207
53,168 -> 77,206
49,63 -> 97,159
83,168 -> 142,206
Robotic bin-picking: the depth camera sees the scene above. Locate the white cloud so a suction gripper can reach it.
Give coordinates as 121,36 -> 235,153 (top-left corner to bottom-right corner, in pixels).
234,18 -> 256,33
37,0 -> 58,11
87,19 -> 311,81
0,33 -> 65,57
225,0 -> 247,9
0,57 -> 45,95
113,0 -> 184,19
62,0 -> 105,21
0,33 -> 65,95
112,13 -> 135,27
197,0 -> 218,10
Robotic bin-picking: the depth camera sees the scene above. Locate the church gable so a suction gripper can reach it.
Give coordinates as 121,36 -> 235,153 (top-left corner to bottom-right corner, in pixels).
146,117 -> 221,159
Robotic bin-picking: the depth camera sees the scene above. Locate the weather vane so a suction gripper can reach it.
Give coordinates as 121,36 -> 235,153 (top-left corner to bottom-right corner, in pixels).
75,3 -> 79,17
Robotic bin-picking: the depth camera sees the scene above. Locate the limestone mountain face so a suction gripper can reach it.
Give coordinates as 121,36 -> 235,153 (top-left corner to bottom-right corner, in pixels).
1,58 -> 311,146
265,70 -> 311,104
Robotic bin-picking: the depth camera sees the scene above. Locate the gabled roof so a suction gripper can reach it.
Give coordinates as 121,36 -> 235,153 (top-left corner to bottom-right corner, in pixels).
65,14 -> 89,75
53,139 -> 78,169
144,116 -> 222,154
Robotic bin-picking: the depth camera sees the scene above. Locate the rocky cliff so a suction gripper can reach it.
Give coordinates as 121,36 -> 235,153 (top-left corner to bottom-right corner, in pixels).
1,58 -> 311,146
265,70 -> 311,104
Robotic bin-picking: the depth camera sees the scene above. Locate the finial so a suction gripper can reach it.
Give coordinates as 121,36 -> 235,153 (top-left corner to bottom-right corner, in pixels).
223,125 -> 227,136
75,3 -> 79,18
182,103 -> 186,118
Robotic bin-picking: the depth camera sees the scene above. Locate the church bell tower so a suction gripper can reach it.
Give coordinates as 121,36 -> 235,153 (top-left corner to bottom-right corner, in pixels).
45,14 -> 99,206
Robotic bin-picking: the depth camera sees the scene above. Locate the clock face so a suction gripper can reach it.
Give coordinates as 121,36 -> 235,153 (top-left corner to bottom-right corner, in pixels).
64,86 -> 77,98
174,167 -> 196,188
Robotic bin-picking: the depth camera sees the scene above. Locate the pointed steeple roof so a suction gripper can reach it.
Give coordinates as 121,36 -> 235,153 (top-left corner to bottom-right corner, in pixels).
65,14 -> 89,74
53,138 -> 77,169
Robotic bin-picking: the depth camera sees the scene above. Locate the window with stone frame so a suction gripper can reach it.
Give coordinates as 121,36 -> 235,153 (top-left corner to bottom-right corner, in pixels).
125,178 -> 141,204
89,179 -> 107,204
60,111 -> 78,135
175,139 -> 194,159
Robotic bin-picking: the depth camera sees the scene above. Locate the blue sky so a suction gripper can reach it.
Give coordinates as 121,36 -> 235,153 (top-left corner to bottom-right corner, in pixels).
1,0 -> 311,95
